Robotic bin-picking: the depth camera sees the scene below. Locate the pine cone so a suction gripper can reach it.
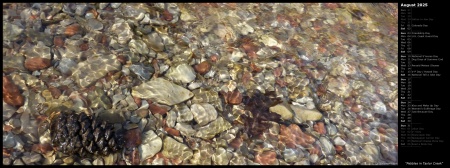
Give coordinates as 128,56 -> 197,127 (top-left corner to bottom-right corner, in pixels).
50,111 -> 125,157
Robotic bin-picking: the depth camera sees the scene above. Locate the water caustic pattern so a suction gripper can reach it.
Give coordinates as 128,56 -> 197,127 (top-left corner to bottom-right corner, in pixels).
3,3 -> 398,165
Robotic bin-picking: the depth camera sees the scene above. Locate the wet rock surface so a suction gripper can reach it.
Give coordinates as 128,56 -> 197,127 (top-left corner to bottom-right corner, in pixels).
3,3 -> 397,165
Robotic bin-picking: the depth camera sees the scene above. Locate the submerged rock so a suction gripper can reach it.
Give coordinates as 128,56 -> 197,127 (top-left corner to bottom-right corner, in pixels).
290,105 -> 323,123
71,54 -> 121,88
165,63 -> 196,84
161,137 -> 193,163
132,78 -> 194,106
195,117 -> 232,140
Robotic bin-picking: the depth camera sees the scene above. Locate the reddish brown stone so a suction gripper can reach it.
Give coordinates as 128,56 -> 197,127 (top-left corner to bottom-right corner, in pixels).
247,51 -> 258,59
362,129 -> 370,136
31,144 -> 41,153
335,145 -> 344,154
24,57 -> 51,71
40,143 -> 53,154
48,86 -> 62,99
333,47 -> 347,56
100,34 -> 108,45
318,45 -> 327,54
377,58 -> 387,69
64,24 -> 81,37
241,71 -> 252,86
254,151 -> 277,165
133,96 -> 142,107
351,103 -> 361,113
227,89 -> 243,105
275,78 -> 287,87
124,128 -> 142,148
241,39 -> 256,51
3,148 -> 12,158
194,61 -> 211,75
225,3 -> 237,9
355,118 -> 362,127
164,127 -> 180,137
117,55 -> 127,65
53,36 -> 64,48
131,147 -> 140,165
324,3 -> 339,10
377,126 -> 387,134
149,103 -> 168,115
162,10 -> 173,21
3,124 -> 13,132
279,124 -> 315,149
79,42 -> 89,51
3,76 -> 24,107
249,62 -> 262,73
317,84 -> 327,97
309,143 -> 322,155
350,89 -> 359,97
273,67 -> 283,77
289,39 -> 301,47
210,54 -> 219,62
313,121 -> 327,135
229,136 -> 243,150
58,85 -> 73,96
343,97 -> 353,106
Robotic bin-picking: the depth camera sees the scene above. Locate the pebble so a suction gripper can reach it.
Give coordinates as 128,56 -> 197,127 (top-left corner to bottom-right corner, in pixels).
319,137 -> 336,156
225,89 -> 243,105
279,124 -> 315,148
3,76 -> 25,107
161,137 -> 193,163
64,24 -> 81,37
3,158 -> 11,165
165,63 -> 196,83
71,55 -> 121,88
190,103 -> 218,126
149,103 -> 168,115
62,157 -> 74,164
290,105 -> 323,123
212,147 -> 232,165
3,101 -> 17,120
93,158 -> 104,165
3,130 -> 16,148
136,108 -> 149,118
313,121 -> 327,135
139,130 -> 162,161
269,104 -> 294,120
350,104 -> 362,113
53,36 -> 65,48
164,127 -> 181,137
24,57 -> 52,72
124,128 -> 142,148
87,18 -> 103,30
132,78 -> 194,106
80,159 -> 92,165
162,10 -> 173,21
333,136 -> 347,146
335,145 -> 344,154
254,151 -> 277,165
195,117 -> 232,140
283,148 -> 301,163
13,159 -> 24,165
175,123 -> 196,137
194,61 -> 211,75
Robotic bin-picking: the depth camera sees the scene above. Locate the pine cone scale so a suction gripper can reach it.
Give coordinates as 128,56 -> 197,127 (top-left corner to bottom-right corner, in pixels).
49,111 -> 125,157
